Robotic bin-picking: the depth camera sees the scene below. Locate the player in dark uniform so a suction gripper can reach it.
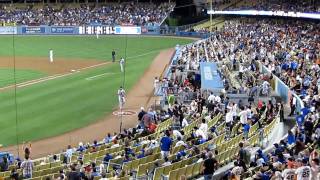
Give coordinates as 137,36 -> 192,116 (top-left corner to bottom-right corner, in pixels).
112,50 -> 116,62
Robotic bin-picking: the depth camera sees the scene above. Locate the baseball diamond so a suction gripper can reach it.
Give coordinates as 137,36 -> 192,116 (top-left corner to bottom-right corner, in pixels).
0,35 -> 193,146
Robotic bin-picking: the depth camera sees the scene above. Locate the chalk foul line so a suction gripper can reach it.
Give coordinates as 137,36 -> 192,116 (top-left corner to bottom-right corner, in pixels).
85,72 -> 117,80
0,62 -> 109,91
0,50 -> 162,91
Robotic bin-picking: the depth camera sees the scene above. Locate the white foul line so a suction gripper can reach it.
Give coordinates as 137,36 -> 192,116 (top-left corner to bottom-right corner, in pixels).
85,72 -> 116,80
126,49 -> 160,60
0,62 -> 110,91
0,50 -> 161,91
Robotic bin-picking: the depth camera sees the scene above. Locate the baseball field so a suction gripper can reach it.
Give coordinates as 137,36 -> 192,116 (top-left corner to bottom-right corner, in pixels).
0,35 -> 193,148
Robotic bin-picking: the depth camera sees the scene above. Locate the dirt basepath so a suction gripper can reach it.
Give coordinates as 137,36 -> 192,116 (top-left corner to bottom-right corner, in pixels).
0,49 -> 175,158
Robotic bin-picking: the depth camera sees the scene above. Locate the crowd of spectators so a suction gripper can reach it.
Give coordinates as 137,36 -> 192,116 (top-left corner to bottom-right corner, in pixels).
0,17 -> 284,179
226,0 -> 320,13
1,3 -> 320,178
0,2 -> 173,26
201,19 -> 320,179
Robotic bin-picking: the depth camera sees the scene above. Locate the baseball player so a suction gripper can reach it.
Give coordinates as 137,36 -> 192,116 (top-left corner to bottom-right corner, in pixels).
117,86 -> 126,110
112,50 -> 116,62
96,29 -> 100,39
49,49 -> 53,63
119,57 -> 125,72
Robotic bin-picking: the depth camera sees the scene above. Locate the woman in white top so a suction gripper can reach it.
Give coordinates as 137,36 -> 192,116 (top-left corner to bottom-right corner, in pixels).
199,119 -> 208,138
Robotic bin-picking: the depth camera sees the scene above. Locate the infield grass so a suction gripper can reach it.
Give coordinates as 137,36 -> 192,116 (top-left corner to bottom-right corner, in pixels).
0,35 -> 193,146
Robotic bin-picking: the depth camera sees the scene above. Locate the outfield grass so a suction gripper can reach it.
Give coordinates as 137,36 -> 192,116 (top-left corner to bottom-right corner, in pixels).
0,36 -> 193,146
0,35 -> 189,60
0,69 -> 46,88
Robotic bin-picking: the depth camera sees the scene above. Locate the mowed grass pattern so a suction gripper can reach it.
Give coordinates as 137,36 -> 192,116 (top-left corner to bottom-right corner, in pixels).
0,36 -> 193,146
0,69 -> 46,87
0,36 -> 188,60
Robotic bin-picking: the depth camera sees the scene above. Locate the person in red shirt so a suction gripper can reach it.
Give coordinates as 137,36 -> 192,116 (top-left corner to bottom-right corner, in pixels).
257,100 -> 263,110
148,123 -> 157,133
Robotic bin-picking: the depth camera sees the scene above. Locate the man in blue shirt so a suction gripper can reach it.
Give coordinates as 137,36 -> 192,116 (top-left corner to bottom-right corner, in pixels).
301,107 -> 310,117
296,112 -> 305,127
160,130 -> 172,158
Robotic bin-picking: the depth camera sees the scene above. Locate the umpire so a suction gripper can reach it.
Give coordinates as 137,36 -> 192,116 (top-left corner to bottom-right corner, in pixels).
112,49 -> 116,62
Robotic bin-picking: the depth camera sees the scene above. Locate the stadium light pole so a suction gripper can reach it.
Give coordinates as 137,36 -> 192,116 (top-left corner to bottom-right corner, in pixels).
12,28 -> 20,157
119,34 -> 128,133
210,0 -> 212,32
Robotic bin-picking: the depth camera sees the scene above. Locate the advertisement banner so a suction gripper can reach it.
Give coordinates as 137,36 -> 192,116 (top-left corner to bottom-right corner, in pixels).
114,26 -> 141,35
0,26 -> 17,34
51,27 -> 75,34
79,26 -> 114,34
22,26 -> 45,34
0,22 -> 16,27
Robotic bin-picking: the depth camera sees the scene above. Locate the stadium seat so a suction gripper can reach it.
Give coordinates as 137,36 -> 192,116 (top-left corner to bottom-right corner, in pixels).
185,164 -> 193,178
192,161 -> 203,177
153,166 -> 164,180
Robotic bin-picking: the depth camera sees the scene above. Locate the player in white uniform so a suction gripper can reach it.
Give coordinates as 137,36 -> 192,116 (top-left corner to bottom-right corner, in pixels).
282,168 -> 296,180
295,159 -> 312,180
49,49 -> 53,63
119,57 -> 125,72
117,86 -> 126,110
96,29 -> 100,39
154,77 -> 159,94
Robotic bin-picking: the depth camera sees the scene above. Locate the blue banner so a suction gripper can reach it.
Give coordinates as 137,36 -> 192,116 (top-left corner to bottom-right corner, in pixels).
200,62 -> 224,91
51,27 -> 75,34
22,26 -> 45,34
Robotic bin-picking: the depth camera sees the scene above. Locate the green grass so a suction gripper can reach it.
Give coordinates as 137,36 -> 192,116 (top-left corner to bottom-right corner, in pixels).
0,68 -> 46,87
0,35 -> 193,146
0,35 -> 190,60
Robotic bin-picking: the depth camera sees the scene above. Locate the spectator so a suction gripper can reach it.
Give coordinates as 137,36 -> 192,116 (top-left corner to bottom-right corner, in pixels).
20,154 -> 33,179
202,152 -> 218,180
160,130 -> 172,158
67,164 -> 81,180
0,156 -> 9,172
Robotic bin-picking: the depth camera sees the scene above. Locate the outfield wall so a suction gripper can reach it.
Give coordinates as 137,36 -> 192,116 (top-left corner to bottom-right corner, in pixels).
0,25 -> 159,35
0,25 -> 208,37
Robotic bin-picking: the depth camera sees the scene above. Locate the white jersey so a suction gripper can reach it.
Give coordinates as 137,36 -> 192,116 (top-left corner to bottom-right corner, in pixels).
120,58 -> 125,65
49,50 -> 53,62
119,58 -> 125,72
296,166 -> 312,180
282,169 -> 296,180
154,79 -> 159,89
117,88 -> 125,98
117,88 -> 126,109
96,30 -> 100,39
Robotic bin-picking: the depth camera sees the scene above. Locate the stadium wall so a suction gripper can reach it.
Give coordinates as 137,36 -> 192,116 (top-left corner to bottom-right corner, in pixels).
0,25 -> 209,37
259,62 -> 304,113
0,26 -> 147,35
